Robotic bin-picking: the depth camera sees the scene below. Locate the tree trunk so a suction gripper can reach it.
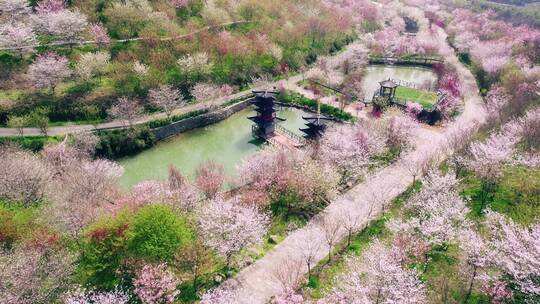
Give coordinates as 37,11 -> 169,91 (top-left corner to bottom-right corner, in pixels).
328,247 -> 332,263
464,266 -> 477,303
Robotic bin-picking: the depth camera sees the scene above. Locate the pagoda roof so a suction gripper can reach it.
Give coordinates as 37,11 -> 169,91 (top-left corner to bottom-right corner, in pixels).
253,107 -> 278,113
302,116 -> 334,122
379,79 -> 398,88
252,90 -> 279,99
248,116 -> 285,123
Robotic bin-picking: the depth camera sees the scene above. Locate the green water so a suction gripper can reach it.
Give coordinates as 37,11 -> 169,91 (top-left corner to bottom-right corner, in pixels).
361,65 -> 437,99
119,107 -> 310,189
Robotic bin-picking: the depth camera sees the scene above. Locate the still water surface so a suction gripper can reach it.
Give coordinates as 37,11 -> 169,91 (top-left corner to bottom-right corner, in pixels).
119,107 -> 310,189
120,65 -> 438,189
361,65 -> 438,99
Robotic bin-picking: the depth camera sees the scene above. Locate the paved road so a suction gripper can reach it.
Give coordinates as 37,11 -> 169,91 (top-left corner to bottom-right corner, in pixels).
226,5 -> 487,302
0,77 -> 303,137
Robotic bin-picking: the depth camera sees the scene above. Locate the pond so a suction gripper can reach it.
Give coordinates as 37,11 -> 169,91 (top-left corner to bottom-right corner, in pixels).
119,106 -> 311,189
361,65 -> 438,100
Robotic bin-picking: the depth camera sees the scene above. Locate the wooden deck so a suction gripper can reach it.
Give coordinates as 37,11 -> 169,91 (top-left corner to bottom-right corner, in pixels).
268,129 -> 305,149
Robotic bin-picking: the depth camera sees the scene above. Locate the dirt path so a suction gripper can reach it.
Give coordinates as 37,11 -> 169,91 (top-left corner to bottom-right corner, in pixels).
225,7 -> 487,303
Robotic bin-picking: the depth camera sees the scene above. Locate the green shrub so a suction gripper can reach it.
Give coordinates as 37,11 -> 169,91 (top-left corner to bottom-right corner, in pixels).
78,211 -> 131,290
127,205 -> 192,261
0,136 -> 60,152
95,126 -> 156,159
0,202 -> 38,249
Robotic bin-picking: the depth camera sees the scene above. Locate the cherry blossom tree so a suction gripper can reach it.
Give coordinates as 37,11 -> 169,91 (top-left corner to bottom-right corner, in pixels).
406,101 -> 423,117
319,123 -> 385,179
485,211 -> 540,297
89,23 -> 110,46
459,229 -> 492,302
389,171 -> 470,247
133,264 -> 180,304
33,8 -> 88,42
0,22 -> 37,55
337,203 -> 364,247
271,289 -> 305,304
148,85 -> 185,118
167,166 -> 199,210
200,282 -> 256,304
68,131 -> 99,159
197,199 -> 269,266
190,82 -> 220,102
170,0 -> 188,9
520,107 -> 540,150
133,61 -> 148,76
0,146 -> 51,205
75,51 -> 110,81
63,287 -> 130,304
443,122 -> 478,177
0,0 -> 31,21
296,230 -> 324,277
44,154 -> 123,236
36,0 -> 66,14
318,214 -> 343,262
330,240 -> 427,303
195,161 -> 224,199
385,114 -> 417,153
273,257 -> 306,291
467,129 -> 518,211
0,245 -> 76,304
236,148 -> 338,211
27,52 -> 71,94
176,52 -> 212,74
481,280 -> 513,304
116,168 -> 198,213
107,96 -> 143,127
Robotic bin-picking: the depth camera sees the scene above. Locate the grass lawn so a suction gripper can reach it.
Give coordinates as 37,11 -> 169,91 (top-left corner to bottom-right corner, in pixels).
395,86 -> 438,108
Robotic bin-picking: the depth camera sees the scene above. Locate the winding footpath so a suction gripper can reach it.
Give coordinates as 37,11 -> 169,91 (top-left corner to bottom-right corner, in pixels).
227,6 -> 487,303
0,77 -> 305,137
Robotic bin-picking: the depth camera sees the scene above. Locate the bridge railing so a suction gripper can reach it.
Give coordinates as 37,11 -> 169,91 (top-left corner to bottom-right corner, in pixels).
275,124 -> 307,146
368,56 -> 444,66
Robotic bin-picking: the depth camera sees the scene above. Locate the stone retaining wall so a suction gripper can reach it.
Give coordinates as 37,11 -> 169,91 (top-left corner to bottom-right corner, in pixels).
151,99 -> 251,140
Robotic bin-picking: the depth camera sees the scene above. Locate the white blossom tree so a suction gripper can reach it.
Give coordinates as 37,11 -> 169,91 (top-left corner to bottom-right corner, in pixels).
0,0 -> 31,21
389,171 -> 470,247
0,245 -> 77,304
75,51 -> 110,81
133,264 -> 180,304
0,146 -> 51,205
148,85 -> 185,118
330,240 -> 427,303
459,228 -> 493,302
197,199 -> 269,266
485,211 -> 540,297
33,8 -> 88,42
27,52 -> 71,94
107,96 -> 143,127
0,22 -> 37,55
319,123 -> 385,180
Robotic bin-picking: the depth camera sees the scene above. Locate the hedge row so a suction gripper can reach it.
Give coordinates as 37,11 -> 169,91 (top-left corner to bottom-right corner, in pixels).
277,91 -> 354,121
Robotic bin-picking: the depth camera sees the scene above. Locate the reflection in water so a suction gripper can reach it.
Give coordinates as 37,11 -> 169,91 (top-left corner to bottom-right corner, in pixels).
361,65 -> 438,99
119,107 -> 310,189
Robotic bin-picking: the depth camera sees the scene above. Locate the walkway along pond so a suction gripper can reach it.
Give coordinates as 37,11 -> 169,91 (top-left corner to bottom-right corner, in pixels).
119,107 -> 310,189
